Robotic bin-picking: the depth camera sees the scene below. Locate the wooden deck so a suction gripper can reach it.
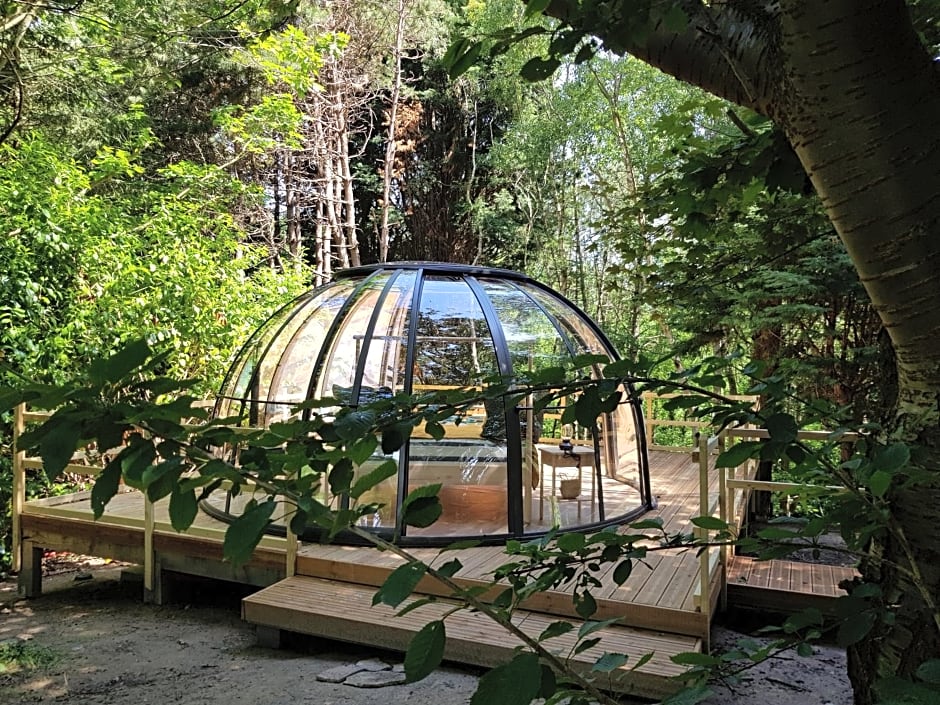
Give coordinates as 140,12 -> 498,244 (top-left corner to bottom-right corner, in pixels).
15,447 -> 855,699
287,451 -> 715,638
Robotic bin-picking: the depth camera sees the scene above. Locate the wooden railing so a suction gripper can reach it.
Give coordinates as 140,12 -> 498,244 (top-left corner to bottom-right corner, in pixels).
642,392 -> 759,452
11,404 -> 293,597
692,425 -> 860,629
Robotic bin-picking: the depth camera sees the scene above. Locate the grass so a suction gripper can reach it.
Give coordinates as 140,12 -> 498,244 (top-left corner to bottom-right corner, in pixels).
0,640 -> 59,675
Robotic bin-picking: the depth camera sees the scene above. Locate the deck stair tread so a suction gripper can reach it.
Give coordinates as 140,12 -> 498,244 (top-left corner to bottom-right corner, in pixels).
725,556 -> 857,614
727,556 -> 857,596
242,575 -> 700,699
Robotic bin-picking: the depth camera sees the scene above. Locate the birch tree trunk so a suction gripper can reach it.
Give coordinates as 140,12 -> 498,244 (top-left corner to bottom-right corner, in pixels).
540,1 -> 940,700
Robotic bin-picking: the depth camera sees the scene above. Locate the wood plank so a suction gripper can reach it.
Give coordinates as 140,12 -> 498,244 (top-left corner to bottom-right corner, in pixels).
243,575 -> 699,700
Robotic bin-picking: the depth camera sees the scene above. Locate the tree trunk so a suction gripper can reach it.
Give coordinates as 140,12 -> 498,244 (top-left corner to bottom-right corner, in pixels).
540,1 -> 940,700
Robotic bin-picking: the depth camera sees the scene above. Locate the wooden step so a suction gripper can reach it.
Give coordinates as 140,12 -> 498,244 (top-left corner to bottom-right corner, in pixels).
243,575 -> 700,700
726,556 -> 857,614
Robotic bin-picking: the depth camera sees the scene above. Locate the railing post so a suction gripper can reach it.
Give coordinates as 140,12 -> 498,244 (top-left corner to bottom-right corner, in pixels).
718,435 -> 730,612
284,499 -> 297,578
143,494 -> 155,601
12,403 -> 25,573
697,432 -> 711,644
645,393 -> 654,449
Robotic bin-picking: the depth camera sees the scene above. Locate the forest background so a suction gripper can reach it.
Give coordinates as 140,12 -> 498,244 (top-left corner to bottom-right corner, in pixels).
1,1 -> 938,704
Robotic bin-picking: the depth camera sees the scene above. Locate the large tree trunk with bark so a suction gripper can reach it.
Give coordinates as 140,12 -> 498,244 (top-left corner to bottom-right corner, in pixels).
542,0 -> 940,701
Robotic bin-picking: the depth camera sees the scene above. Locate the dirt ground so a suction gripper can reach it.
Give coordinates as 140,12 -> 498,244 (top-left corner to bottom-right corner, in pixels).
0,561 -> 853,705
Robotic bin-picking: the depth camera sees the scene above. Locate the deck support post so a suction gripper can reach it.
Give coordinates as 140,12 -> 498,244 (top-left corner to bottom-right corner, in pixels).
18,540 -> 43,598
255,625 -> 283,649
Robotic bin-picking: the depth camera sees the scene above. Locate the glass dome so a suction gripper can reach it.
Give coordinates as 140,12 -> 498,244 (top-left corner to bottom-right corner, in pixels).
207,262 -> 652,546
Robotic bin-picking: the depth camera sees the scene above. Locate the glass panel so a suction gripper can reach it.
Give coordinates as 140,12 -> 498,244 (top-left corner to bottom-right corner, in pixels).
352,452 -> 400,530
407,438 -> 509,538
523,285 -> 612,360
348,272 -> 418,531
263,280 -> 358,424
315,273 -> 393,402
357,270 -> 417,396
407,276 -> 508,537
478,278 -> 569,375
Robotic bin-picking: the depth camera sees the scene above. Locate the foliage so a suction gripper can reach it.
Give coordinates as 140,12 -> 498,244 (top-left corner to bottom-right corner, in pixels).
0,133 -> 305,390
0,640 -> 59,674
0,131 -> 307,569
6,341 -> 939,703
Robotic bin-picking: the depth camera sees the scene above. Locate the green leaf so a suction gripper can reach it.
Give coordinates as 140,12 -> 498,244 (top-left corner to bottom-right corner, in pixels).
168,486 -> 198,531
424,420 -> 445,440
448,41 -> 483,79
404,620 -> 446,683
661,6 -> 689,32
349,459 -> 398,499
329,458 -> 355,495
671,652 -> 721,666
443,37 -> 469,68
520,56 -> 561,82
538,621 -> 574,642
90,461 -> 123,519
573,636 -> 601,655
765,413 -> 798,443
470,652 -> 541,705
88,338 -> 151,385
334,409 -> 376,441
223,499 -> 276,566
593,652 -> 628,672
37,414 -> 85,482
630,518 -> 663,531
575,591 -> 597,619
538,663 -> 556,699
556,532 -> 585,552
836,610 -> 877,646
869,470 -> 892,498
630,651 -> 654,671
436,558 -> 463,579
916,659 -> 940,684
373,561 -> 428,608
143,458 -> 185,502
663,395 -> 707,410
523,0 -> 551,19
578,618 -> 620,639
662,684 -> 713,705
875,676 -> 940,704
716,441 -> 761,468
613,559 -> 633,585
346,434 -> 379,466
381,423 -> 411,454
796,642 -> 815,657
691,516 -> 728,531
874,443 -> 910,473
401,484 -> 442,528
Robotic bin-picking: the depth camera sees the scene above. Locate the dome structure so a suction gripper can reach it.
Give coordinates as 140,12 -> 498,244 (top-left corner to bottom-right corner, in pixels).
209,262 -> 653,545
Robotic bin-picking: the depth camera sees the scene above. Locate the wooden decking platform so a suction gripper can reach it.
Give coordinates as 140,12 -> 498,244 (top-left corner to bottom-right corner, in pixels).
726,555 -> 858,614
15,448 -> 854,699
